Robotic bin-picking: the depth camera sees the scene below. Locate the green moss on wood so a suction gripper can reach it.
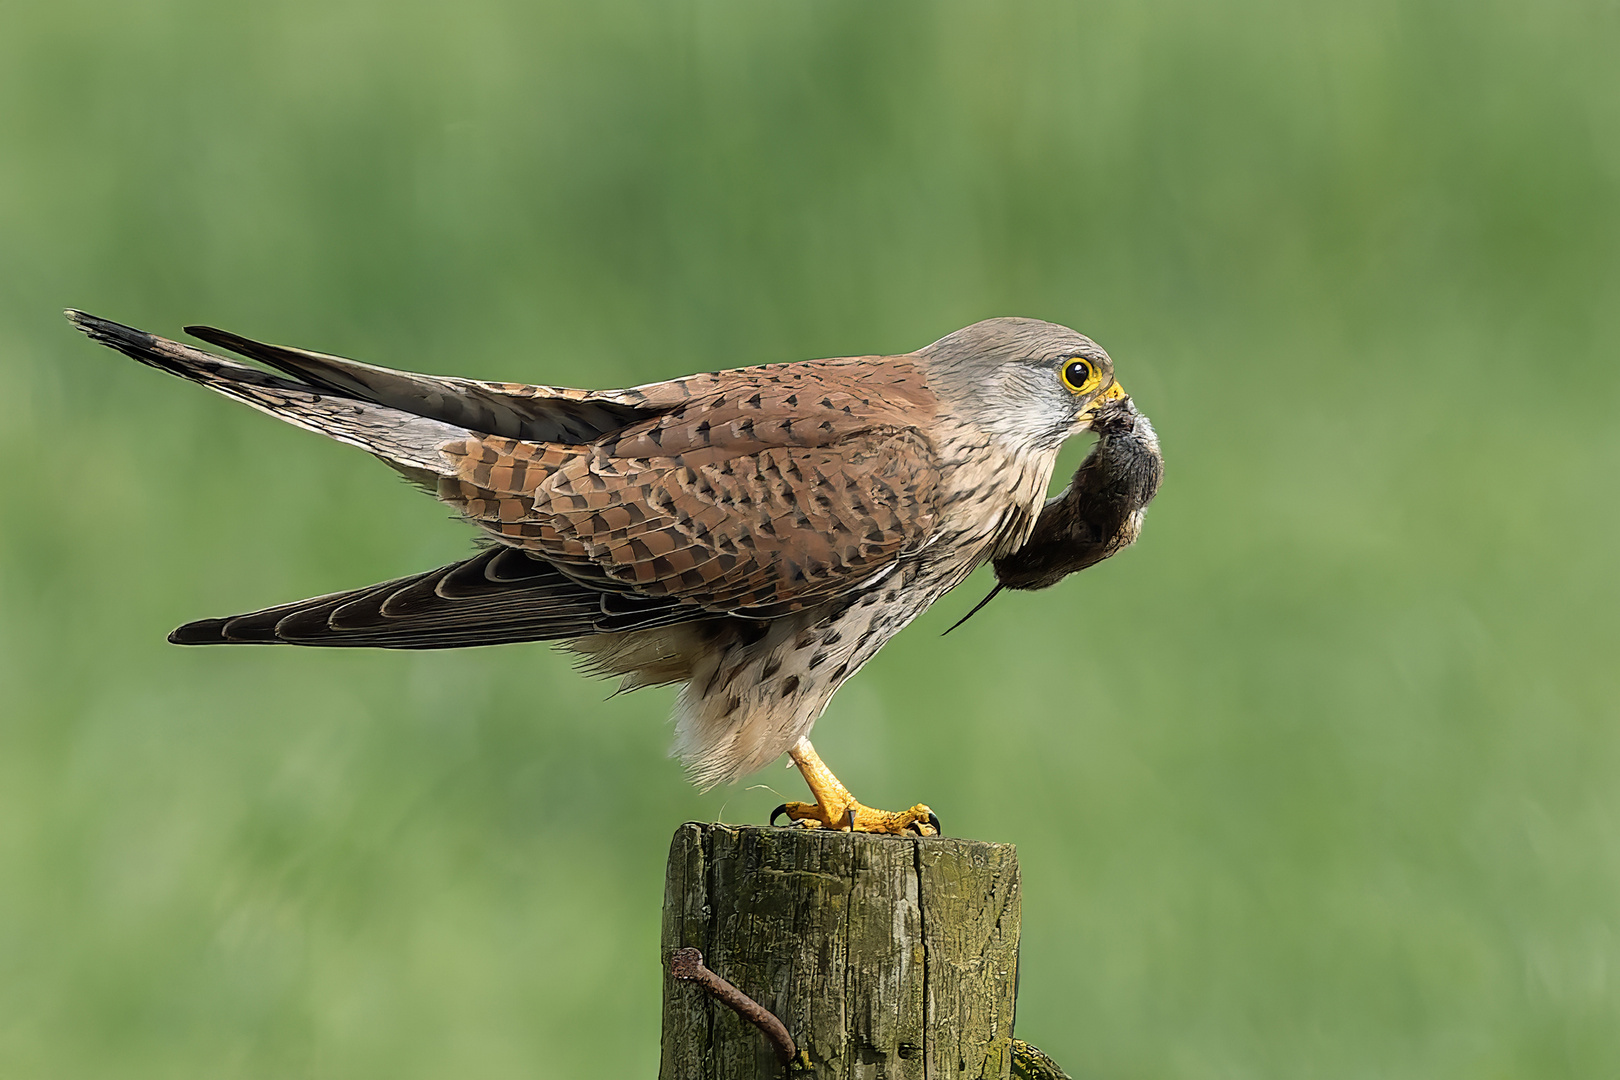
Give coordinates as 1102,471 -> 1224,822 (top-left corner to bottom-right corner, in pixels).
660,823 -> 1020,1080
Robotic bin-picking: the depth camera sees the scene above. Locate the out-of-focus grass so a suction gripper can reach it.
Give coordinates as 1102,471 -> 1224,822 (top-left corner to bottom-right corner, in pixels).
1,2 -> 1617,1077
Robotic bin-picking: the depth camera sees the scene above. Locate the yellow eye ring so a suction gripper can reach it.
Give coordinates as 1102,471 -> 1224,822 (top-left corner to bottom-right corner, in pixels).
1060,357 -> 1099,395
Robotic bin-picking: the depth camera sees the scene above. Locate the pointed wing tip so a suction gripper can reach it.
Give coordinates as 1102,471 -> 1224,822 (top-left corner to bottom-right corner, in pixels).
183,325 -> 237,348
169,619 -> 229,645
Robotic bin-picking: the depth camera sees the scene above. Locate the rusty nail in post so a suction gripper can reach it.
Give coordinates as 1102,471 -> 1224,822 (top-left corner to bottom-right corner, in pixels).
669,947 -> 797,1064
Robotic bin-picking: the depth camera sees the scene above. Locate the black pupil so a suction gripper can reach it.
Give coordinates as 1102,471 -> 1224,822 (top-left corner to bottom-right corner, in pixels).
1066,361 -> 1089,386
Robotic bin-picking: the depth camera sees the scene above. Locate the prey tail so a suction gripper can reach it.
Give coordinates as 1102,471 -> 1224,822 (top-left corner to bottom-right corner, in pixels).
941,583 -> 1004,636
65,310 -> 467,480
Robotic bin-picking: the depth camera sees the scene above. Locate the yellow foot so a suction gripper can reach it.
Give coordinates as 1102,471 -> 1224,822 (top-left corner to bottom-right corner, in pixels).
771,799 -> 940,836
769,735 -> 942,836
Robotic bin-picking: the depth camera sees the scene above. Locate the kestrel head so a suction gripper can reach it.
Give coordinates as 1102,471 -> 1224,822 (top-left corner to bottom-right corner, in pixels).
919,317 -> 1127,452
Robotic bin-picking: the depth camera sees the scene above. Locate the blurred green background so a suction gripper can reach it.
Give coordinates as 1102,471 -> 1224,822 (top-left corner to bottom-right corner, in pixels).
2,1 -> 1617,1077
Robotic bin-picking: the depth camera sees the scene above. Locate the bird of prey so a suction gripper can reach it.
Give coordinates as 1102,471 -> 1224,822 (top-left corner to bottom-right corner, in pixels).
68,311 -> 1141,835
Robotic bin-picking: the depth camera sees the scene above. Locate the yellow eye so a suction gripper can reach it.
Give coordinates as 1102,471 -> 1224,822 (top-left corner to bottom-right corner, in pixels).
1060,358 -> 1099,395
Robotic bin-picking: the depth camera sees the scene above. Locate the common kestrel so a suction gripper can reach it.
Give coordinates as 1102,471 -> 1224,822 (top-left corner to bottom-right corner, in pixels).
68,311 -> 1141,835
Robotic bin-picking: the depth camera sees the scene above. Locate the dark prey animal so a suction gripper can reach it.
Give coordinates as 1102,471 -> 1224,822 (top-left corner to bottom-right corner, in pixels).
948,396 -> 1163,630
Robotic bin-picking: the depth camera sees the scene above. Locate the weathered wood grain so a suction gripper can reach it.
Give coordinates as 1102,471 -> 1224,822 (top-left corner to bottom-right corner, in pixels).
660,823 -> 1020,1079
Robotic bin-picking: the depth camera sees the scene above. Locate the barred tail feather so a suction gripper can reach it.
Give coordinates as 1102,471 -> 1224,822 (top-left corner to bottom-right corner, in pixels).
66,310 -> 467,480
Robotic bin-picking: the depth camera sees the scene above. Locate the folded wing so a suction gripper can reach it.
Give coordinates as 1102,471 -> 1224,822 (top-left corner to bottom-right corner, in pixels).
73,311 -> 948,644
442,360 -> 946,619
170,545 -> 696,648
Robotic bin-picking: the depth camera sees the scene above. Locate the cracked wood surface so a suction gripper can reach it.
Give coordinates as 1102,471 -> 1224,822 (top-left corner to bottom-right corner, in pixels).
660,823 -> 1021,1079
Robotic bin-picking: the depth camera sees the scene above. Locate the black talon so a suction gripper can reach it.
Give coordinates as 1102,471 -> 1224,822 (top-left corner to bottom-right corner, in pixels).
770,803 -> 791,827
905,812 -> 943,837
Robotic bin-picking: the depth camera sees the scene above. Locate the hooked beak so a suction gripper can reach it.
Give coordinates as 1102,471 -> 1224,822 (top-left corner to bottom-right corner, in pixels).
1079,380 -> 1129,421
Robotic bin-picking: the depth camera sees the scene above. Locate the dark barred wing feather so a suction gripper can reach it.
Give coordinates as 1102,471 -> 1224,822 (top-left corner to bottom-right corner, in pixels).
171,546 -> 699,649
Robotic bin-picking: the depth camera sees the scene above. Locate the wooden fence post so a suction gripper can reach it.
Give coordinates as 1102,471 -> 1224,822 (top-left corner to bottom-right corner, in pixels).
659,822 -> 1021,1079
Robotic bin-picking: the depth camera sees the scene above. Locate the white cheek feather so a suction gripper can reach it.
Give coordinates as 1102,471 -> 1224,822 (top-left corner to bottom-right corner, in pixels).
975,370 -> 1075,449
